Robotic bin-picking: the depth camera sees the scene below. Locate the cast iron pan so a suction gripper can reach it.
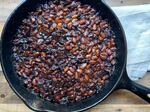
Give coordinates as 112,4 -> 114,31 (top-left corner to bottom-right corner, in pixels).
1,0 -> 150,112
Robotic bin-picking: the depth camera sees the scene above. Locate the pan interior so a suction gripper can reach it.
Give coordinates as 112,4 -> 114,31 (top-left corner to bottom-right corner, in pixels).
1,0 -> 127,111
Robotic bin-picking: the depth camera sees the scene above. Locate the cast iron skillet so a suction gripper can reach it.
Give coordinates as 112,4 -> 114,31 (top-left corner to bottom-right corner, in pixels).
1,0 -> 150,111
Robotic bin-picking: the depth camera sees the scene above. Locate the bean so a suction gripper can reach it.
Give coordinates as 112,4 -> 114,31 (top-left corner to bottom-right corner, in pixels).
102,75 -> 109,80
64,18 -> 71,24
64,66 -> 69,73
85,69 -> 90,74
89,60 -> 96,64
66,45 -> 71,50
55,95 -> 61,102
55,18 -> 61,24
79,78 -> 84,82
80,44 -> 86,49
72,37 -> 77,43
48,18 -> 53,22
96,49 -> 100,56
79,19 -> 86,25
75,72 -> 79,79
101,45 -> 106,52
67,70 -> 73,76
77,69 -> 83,75
75,96 -> 82,101
31,29 -> 38,36
107,41 -> 111,48
106,49 -> 112,55
72,15 -> 78,19
88,90 -> 94,95
12,0 -> 117,104
69,67 -> 75,73
87,48 -> 92,53
100,32 -> 105,38
32,79 -> 37,86
92,24 -> 97,30
92,48 -> 96,53
37,39 -> 44,44
33,52 -> 40,57
57,23 -> 62,27
80,63 -> 87,69
31,17 -> 36,22
37,19 -> 42,24
99,36 -> 103,42
68,22 -> 73,29
100,52 -> 107,60
41,52 -> 46,57
101,63 -> 105,69
43,24 -> 49,28
85,75 -> 89,81
92,55 -> 98,60
109,55 -> 113,61
111,59 -> 116,65
85,54 -> 92,59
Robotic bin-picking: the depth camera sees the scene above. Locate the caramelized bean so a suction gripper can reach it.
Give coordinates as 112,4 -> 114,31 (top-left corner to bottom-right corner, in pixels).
12,0 -> 117,104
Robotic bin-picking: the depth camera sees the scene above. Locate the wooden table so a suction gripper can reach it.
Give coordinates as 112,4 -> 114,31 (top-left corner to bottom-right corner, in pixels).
0,0 -> 150,112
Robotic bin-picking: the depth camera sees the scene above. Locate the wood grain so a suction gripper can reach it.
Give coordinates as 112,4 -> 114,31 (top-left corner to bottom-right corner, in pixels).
0,0 -> 150,112
105,0 -> 150,6
0,104 -> 150,112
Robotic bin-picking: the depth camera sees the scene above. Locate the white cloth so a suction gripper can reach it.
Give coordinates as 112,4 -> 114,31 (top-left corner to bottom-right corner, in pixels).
112,4 -> 150,80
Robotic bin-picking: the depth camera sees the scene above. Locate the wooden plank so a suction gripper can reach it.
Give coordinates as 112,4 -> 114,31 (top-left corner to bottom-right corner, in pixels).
105,0 -> 150,6
0,22 -> 3,33
0,0 -> 150,112
0,0 -> 22,22
88,105 -> 150,112
0,104 -> 32,112
0,104 -> 150,112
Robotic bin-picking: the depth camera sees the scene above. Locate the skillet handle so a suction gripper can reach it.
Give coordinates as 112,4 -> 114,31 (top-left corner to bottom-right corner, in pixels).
0,40 -> 1,62
117,70 -> 150,103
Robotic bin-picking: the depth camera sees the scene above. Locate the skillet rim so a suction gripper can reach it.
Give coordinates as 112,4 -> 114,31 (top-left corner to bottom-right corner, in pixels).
0,0 -> 127,111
